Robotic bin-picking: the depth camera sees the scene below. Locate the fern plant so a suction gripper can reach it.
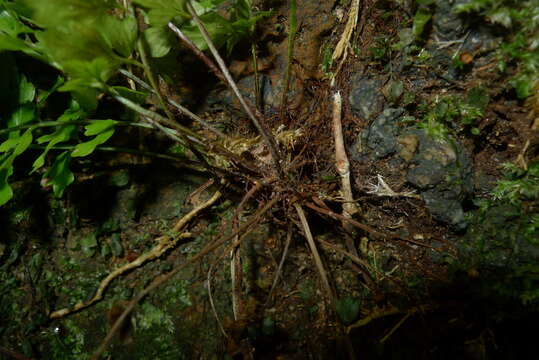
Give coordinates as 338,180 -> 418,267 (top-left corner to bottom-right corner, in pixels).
0,0 -> 268,206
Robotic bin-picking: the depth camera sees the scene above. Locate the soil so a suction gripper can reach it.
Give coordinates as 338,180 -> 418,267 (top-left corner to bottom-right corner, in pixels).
1,0 -> 538,359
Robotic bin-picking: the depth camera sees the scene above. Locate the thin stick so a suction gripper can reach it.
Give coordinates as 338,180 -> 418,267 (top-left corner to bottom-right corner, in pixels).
233,182 -> 263,228
305,202 -> 378,234
347,304 -> 434,333
230,238 -> 242,320
230,182 -> 262,320
167,23 -> 268,134
92,196 -> 280,360
185,1 -> 284,179
317,239 -> 375,289
293,203 -> 333,301
209,215 -> 261,326
332,92 -> 358,218
379,312 -> 411,344
280,0 -> 297,120
305,201 -> 433,248
119,69 -> 228,140
167,22 -> 225,83
251,43 -> 262,111
207,259 -> 229,338
137,38 -> 174,122
110,90 -> 202,142
49,191 -> 221,319
264,224 -> 293,306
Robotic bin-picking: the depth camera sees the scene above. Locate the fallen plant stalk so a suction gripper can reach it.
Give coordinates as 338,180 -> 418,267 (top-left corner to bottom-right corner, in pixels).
231,182 -> 263,320
305,202 -> 434,248
119,69 -> 227,140
209,212 -> 264,336
280,0 -> 297,120
265,225 -> 293,306
167,22 -> 225,84
294,203 -> 334,301
92,196 -> 280,360
346,304 -> 434,333
332,91 -> 358,218
50,191 -> 221,319
317,239 -> 374,289
185,1 -> 284,179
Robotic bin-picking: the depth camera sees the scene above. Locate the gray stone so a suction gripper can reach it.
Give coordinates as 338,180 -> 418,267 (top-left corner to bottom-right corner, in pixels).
405,130 -> 473,230
422,189 -> 467,230
349,75 -> 385,120
361,108 -> 405,159
433,0 -> 467,41
352,107 -> 474,230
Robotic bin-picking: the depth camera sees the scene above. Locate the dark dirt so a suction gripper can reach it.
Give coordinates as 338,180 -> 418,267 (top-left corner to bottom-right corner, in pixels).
1,0 -> 539,359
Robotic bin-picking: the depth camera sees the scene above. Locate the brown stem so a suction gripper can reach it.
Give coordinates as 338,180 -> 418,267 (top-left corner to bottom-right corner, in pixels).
318,239 -> 375,289
92,196 -> 280,360
264,224 -> 293,306
305,202 -> 435,249
185,1 -> 284,179
120,69 -> 228,140
294,203 -> 334,302
167,22 -> 226,83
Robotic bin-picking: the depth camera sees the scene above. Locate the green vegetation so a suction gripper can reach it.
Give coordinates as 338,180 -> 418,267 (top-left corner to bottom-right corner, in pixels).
0,0 -> 268,206
455,0 -> 539,100
1,0 -> 539,358
279,0 -> 297,116
417,86 -> 489,139
458,161 -> 539,305
412,0 -> 435,40
336,296 -> 361,325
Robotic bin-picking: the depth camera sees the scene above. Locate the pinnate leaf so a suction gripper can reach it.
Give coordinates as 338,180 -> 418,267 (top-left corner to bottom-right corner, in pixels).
43,151 -> 74,198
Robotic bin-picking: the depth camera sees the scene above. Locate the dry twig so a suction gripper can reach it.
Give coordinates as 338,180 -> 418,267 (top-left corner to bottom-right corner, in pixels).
305,202 -> 434,249
92,196 -> 280,360
50,190 -> 222,319
185,1 -> 284,179
331,0 -> 360,83
231,182 -> 263,320
294,204 -> 334,302
265,224 -> 293,306
332,91 -> 358,218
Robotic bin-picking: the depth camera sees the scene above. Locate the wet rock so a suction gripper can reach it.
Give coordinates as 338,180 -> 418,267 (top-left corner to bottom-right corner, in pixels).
458,203 -> 539,269
205,73 -> 302,114
422,188 -> 467,229
397,134 -> 419,162
432,0 -> 468,41
353,108 -> 405,160
349,75 -> 386,120
461,27 -> 500,54
351,105 -> 473,229
405,130 -> 473,230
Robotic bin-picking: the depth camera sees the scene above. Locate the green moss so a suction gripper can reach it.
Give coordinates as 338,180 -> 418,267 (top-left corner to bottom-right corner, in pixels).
418,87 -> 489,139
455,0 -> 539,99
455,161 -> 539,305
